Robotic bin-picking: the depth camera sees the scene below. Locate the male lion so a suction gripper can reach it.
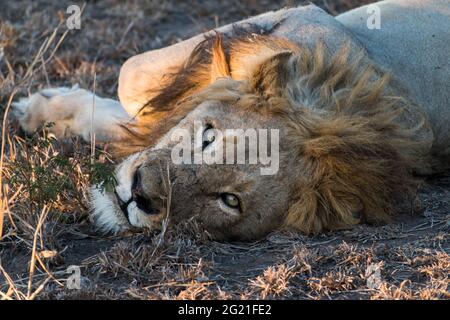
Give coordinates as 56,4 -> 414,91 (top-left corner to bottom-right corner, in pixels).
12,0 -> 450,240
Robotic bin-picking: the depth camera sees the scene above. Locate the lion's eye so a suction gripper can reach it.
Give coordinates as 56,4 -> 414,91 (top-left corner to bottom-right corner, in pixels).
202,124 -> 215,150
220,193 -> 240,209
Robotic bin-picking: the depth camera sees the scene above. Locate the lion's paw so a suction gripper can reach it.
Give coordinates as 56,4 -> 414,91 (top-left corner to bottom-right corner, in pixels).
38,84 -> 80,99
11,85 -> 80,133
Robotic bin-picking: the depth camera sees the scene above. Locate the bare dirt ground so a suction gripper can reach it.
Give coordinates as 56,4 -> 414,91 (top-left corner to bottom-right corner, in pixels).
0,0 -> 448,300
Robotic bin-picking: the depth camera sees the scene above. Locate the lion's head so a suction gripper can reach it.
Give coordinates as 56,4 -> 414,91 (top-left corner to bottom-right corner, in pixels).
90,32 -> 430,240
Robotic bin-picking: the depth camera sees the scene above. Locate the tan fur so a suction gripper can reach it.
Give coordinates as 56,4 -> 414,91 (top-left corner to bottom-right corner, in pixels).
113,32 -> 432,236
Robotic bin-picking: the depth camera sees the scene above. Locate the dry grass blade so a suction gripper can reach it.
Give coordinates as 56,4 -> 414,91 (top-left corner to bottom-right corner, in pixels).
0,264 -> 26,300
0,90 -> 17,239
27,275 -> 52,300
20,26 -> 69,87
90,72 -> 97,165
150,162 -> 173,258
26,205 -> 50,299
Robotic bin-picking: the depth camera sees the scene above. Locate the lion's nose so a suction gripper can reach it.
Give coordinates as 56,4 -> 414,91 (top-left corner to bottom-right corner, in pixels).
131,169 -> 158,215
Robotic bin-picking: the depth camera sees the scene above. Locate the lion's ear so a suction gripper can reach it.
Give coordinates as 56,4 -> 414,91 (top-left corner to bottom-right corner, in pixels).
248,51 -> 294,99
210,34 -> 231,82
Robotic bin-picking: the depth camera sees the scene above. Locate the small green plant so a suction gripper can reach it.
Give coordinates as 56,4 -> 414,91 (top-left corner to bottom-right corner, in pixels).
10,126 -> 73,207
87,161 -> 117,193
9,123 -> 117,212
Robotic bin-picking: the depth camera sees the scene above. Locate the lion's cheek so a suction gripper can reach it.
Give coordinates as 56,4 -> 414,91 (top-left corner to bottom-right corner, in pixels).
89,187 -> 131,233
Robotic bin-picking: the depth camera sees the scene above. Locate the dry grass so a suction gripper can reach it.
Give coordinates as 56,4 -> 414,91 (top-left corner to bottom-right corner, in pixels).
0,0 -> 448,300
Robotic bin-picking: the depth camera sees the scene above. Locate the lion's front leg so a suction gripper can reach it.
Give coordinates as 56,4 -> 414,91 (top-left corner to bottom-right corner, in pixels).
12,86 -> 133,143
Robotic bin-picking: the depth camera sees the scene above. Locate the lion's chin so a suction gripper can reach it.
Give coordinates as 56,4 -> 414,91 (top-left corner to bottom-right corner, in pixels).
89,186 -> 163,234
89,187 -> 132,234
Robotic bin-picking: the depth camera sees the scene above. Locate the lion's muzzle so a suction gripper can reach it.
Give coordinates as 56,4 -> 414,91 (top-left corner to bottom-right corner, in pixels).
130,167 -> 160,216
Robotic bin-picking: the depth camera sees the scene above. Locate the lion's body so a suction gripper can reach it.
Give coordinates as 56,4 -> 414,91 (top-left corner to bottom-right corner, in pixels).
12,0 -> 450,240
337,0 -> 450,162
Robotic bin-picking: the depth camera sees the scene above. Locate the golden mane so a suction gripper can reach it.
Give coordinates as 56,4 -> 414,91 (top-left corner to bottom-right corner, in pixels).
230,42 -> 431,233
